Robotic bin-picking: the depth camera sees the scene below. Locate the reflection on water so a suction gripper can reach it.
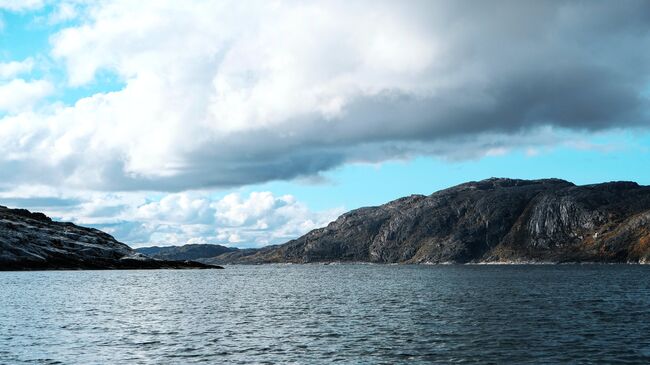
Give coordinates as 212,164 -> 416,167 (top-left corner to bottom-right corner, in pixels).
1,264 -> 650,364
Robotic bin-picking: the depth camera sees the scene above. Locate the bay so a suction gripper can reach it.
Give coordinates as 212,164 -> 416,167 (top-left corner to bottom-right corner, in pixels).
1,264 -> 650,364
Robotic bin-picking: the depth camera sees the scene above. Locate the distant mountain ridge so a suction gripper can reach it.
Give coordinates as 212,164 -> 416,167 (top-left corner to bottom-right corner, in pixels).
201,178 -> 650,264
0,205 -> 221,270
135,244 -> 237,261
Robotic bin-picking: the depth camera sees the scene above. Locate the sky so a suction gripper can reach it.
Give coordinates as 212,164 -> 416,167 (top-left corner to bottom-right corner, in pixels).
0,0 -> 649,248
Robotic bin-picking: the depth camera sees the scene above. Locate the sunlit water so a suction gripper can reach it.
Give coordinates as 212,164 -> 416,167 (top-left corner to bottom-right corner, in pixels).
2,264 -> 650,364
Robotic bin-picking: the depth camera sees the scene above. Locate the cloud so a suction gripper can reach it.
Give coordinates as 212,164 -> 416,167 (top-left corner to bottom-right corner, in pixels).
135,193 -> 213,224
0,58 -> 34,79
0,187 -> 343,248
214,192 -> 281,227
0,0 -> 648,192
47,2 -> 78,24
0,79 -> 53,113
0,0 -> 44,11
129,191 -> 342,247
0,59 -> 51,113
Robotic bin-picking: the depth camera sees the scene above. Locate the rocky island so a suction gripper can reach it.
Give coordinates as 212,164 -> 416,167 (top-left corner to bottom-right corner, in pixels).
199,178 -> 650,264
0,206 -> 222,270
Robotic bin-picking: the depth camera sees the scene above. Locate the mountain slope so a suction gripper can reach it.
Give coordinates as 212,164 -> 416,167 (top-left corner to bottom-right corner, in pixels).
207,178 -> 650,264
135,244 -> 237,261
0,206 -> 221,270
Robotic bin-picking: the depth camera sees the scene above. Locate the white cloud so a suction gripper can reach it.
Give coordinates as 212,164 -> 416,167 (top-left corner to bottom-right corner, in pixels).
0,0 -> 440,189
0,186 -> 342,248
0,59 -> 51,113
0,1 -> 647,193
136,193 -> 212,224
0,58 -> 35,79
0,78 -> 53,113
209,191 -> 344,245
0,0 -> 44,11
214,192 -> 282,227
47,2 -> 78,24
128,191 -> 343,247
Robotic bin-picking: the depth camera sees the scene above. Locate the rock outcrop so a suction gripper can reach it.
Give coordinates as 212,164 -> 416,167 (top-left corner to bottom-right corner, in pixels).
0,206 -> 222,270
207,178 -> 650,264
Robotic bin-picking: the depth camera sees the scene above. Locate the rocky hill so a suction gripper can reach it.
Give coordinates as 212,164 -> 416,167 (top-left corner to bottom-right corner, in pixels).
206,178 -> 650,264
0,206 -> 221,270
135,244 -> 237,261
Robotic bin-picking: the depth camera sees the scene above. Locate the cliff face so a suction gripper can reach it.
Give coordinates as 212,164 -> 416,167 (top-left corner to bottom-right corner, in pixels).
208,178 -> 650,264
0,206 -> 220,270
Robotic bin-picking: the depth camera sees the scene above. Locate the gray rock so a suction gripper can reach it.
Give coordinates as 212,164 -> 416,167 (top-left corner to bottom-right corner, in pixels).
0,206 -> 222,270
135,244 -> 237,261
207,178 -> 650,264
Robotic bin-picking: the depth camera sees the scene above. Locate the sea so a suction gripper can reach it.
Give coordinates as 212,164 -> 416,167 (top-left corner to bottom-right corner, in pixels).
1,264 -> 650,364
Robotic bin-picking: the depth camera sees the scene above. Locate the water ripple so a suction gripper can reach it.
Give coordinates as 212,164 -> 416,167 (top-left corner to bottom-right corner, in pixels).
1,265 -> 650,364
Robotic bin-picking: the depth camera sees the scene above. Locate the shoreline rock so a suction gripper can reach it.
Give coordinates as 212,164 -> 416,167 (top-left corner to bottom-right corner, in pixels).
0,205 -> 223,271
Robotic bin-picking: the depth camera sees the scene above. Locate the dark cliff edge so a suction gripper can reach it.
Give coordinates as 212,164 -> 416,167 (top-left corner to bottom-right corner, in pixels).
205,178 -> 650,265
0,206 -> 223,270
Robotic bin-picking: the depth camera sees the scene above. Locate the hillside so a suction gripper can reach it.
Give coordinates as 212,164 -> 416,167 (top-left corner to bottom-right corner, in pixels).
0,206 -> 221,270
135,244 -> 237,261
206,178 -> 650,264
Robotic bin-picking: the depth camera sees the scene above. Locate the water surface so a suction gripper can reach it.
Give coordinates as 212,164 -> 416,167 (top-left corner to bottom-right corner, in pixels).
1,264 -> 650,364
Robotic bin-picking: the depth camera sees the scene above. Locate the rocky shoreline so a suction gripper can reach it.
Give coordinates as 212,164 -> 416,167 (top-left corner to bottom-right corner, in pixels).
0,205 -> 223,270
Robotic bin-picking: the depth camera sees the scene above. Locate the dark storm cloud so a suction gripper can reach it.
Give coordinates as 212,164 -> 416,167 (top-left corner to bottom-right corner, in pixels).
1,0 -> 649,192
